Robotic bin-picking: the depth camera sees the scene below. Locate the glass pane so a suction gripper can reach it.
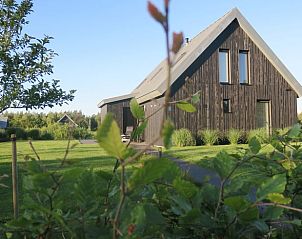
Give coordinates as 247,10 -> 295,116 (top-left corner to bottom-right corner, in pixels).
223,99 -> 230,113
239,51 -> 249,83
219,50 -> 229,83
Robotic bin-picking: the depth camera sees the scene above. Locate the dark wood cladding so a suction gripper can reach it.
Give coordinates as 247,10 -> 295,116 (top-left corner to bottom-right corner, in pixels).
143,97 -> 164,145
164,20 -> 297,137
101,99 -> 134,134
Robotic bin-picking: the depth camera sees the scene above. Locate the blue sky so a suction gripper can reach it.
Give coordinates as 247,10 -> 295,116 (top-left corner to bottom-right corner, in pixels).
22,0 -> 302,115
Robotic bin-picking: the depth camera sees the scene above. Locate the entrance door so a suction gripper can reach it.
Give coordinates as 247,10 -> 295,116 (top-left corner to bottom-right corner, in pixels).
122,107 -> 136,134
256,101 -> 271,133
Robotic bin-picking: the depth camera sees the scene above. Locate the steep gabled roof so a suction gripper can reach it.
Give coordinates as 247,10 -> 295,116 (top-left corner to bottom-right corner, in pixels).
131,8 -> 302,103
57,114 -> 78,127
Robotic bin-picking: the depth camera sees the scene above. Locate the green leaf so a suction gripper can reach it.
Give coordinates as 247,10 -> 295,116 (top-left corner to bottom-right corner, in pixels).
130,98 -> 144,120
263,206 -> 284,219
131,120 -> 148,140
252,220 -> 269,233
162,120 -> 174,149
224,196 -> 250,213
179,208 -> 200,224
97,114 -> 126,159
238,207 -> 259,222
128,158 -> 176,190
267,193 -> 291,204
191,91 -> 201,104
213,151 -> 236,179
270,138 -> 284,152
281,159 -> 296,170
173,177 -> 198,199
287,124 -> 301,138
176,101 -> 196,113
256,174 -> 287,200
249,136 -> 261,154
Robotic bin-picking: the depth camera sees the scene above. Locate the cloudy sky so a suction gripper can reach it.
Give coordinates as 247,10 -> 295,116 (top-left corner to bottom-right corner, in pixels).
22,0 -> 302,115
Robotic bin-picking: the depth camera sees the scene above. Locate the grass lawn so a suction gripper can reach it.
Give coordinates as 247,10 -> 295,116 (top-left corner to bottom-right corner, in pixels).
0,140 -> 116,222
166,143 -> 274,167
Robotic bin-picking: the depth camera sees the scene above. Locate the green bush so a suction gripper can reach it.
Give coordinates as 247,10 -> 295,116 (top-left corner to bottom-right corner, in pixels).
47,123 -> 69,140
0,129 -> 7,141
199,129 -> 219,146
5,127 -> 27,140
72,127 -> 92,139
172,128 -> 196,147
227,129 -> 243,145
248,128 -> 269,144
273,127 -> 291,136
27,128 -> 40,140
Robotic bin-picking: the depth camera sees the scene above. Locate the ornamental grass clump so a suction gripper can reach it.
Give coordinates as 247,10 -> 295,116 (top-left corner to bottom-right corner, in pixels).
199,129 -> 219,146
172,128 -> 196,147
248,128 -> 269,144
227,128 -> 243,145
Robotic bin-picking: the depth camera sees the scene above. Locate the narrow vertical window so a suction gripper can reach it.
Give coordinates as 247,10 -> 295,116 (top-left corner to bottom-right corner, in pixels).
239,50 -> 249,84
219,49 -> 230,83
223,99 -> 231,113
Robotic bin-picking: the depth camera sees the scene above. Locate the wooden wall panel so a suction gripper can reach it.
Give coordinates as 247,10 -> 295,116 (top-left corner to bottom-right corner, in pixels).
166,20 -> 298,137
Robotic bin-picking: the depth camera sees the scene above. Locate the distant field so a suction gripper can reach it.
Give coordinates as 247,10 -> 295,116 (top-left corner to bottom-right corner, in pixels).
0,140 -> 116,221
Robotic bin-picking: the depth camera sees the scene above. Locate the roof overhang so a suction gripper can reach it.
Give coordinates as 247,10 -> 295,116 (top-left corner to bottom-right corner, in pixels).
97,93 -> 135,108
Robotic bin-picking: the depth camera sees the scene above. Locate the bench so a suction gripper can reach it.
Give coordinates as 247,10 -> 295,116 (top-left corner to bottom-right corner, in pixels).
153,145 -> 164,158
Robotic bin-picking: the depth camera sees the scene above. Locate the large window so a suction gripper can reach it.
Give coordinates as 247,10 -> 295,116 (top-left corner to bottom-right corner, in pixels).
219,49 -> 230,83
239,50 -> 249,84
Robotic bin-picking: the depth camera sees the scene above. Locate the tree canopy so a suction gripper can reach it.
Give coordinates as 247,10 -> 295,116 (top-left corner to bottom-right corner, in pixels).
0,0 -> 75,114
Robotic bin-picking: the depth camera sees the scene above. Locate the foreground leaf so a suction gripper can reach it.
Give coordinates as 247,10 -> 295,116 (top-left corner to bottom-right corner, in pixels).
176,101 -> 196,113
130,98 -> 145,120
128,158 -> 176,190
162,120 -> 174,149
267,193 -> 291,204
249,136 -> 261,154
256,174 -> 287,201
147,1 -> 165,24
97,114 -> 126,159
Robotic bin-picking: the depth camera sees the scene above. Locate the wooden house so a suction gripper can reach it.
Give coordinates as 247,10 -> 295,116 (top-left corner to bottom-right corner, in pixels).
98,8 -> 302,144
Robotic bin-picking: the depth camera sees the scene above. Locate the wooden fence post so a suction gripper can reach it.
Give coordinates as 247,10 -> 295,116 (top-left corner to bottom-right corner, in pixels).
11,134 -> 19,219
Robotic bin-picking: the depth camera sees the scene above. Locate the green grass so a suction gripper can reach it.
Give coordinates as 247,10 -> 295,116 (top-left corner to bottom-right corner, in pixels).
166,144 -> 274,167
0,140 -> 116,222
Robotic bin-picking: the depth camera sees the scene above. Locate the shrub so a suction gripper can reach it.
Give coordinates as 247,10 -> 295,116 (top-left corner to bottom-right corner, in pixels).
40,128 -> 54,140
5,127 -> 27,140
273,127 -> 291,136
172,128 -> 196,147
227,129 -> 243,145
199,129 -> 219,146
72,127 -> 92,139
248,128 -> 269,144
27,128 -> 40,140
0,129 -> 8,141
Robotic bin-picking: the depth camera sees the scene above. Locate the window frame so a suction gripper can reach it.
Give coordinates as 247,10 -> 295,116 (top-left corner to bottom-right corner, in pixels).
238,49 -> 250,85
223,99 -> 231,113
219,49 -> 231,84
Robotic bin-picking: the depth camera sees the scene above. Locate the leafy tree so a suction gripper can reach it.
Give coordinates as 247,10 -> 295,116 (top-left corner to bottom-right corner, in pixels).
0,0 -> 75,114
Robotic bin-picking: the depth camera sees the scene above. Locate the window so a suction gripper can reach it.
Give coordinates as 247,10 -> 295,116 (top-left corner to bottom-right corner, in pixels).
239,50 -> 249,84
223,99 -> 231,113
219,49 -> 230,83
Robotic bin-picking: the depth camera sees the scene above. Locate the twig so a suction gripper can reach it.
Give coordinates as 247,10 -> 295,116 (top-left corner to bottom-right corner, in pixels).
112,162 -> 126,239
29,140 -> 41,161
255,202 -> 302,213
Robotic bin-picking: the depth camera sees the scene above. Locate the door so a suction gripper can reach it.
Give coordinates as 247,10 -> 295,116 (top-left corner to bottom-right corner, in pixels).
256,101 -> 271,133
122,107 -> 136,134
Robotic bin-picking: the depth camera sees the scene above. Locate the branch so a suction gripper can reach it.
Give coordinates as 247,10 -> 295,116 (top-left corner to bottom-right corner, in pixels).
255,202 -> 302,213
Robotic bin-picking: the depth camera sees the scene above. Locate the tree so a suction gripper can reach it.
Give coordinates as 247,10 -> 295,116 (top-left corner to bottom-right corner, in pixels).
0,0 -> 75,114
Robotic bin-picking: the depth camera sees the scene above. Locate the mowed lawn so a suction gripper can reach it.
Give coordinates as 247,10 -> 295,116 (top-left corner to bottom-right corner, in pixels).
0,140 -> 116,221
166,143 -> 274,168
